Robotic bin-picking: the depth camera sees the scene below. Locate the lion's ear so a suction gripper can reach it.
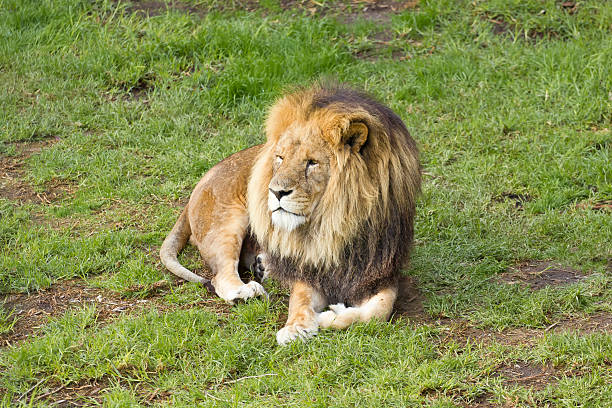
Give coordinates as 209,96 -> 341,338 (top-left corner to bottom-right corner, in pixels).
342,121 -> 368,154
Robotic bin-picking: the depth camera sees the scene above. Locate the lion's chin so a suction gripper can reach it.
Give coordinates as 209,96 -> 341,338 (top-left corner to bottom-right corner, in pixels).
271,210 -> 306,232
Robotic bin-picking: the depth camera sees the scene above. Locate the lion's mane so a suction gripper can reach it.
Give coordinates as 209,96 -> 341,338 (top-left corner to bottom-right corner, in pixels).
247,84 -> 421,305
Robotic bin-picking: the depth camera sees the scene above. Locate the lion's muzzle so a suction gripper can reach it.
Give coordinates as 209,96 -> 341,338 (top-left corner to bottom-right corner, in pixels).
268,189 -> 306,231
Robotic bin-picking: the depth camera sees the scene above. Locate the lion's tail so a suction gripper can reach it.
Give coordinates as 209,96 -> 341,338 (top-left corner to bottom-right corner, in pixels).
160,207 -> 207,283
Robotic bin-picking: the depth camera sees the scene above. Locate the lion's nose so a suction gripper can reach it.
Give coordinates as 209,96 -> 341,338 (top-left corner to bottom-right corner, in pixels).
270,188 -> 293,201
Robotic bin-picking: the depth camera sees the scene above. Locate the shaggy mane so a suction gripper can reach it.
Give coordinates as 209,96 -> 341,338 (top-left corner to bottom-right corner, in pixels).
247,83 -> 421,305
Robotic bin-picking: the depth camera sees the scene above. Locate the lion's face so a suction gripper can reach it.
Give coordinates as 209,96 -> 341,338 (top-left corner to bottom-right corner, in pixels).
247,84 -> 420,270
267,123 -> 332,232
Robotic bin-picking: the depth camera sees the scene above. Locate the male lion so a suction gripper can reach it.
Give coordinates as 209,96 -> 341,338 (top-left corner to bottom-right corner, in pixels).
160,83 -> 420,345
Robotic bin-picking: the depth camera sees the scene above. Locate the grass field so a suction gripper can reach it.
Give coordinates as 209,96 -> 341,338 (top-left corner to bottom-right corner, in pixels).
1,0 -> 611,406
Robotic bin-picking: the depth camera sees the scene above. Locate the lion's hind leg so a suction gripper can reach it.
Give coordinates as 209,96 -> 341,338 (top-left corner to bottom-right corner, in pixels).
317,286 -> 397,330
199,208 -> 266,304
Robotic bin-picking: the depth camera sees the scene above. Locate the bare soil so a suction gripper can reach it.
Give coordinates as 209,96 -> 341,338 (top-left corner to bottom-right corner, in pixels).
483,8 -> 577,41
494,192 -> 532,210
126,0 -> 419,20
481,1 -> 581,41
0,279 -> 161,347
0,137 -> 75,204
22,378 -> 109,407
34,375 -> 169,407
336,0 -> 420,24
394,269 -> 610,348
126,0 -> 206,17
444,360 -> 578,407
393,275 -> 427,321
0,274 -> 238,348
442,311 -> 612,347
576,199 -> 612,212
498,361 -> 560,391
468,396 -> 494,407
498,260 -> 585,290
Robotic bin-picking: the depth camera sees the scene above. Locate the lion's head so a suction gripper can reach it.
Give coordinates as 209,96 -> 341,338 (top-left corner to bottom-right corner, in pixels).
247,84 -> 420,274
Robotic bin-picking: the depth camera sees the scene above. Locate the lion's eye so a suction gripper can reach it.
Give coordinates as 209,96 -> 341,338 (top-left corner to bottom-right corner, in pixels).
306,159 -> 318,168
275,155 -> 283,164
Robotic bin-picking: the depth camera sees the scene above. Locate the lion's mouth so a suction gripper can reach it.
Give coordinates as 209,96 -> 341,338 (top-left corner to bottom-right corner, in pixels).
272,208 -> 300,216
271,208 -> 306,232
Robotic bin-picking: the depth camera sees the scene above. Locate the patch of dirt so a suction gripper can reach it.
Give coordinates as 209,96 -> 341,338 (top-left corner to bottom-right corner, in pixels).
121,72 -> 156,100
33,376 -> 174,407
351,32 -> 422,61
392,271 -> 610,346
498,361 -> 560,391
338,0 -> 420,24
559,1 -> 578,15
421,380 -> 500,407
550,311 -> 612,333
393,272 -> 609,346
126,0 -> 419,20
18,373 -> 174,407
483,9 -> 571,41
487,17 -> 513,37
320,1 -> 421,61
393,275 -> 428,322
498,261 -> 584,290
126,0 -> 206,17
0,279 -> 164,347
0,136 -> 74,204
494,192 -> 532,210
576,199 -> 612,212
433,311 -> 612,349
465,392 -> 497,408
16,378 -> 110,407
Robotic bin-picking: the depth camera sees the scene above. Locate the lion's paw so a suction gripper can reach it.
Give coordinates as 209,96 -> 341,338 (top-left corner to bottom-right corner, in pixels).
223,281 -> 267,304
254,253 -> 269,282
276,323 -> 318,346
328,303 -> 347,314
316,310 -> 337,328
317,303 -> 346,327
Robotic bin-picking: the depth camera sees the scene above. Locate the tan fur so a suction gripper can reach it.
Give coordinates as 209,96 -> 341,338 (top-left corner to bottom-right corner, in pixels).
160,145 -> 266,304
161,83 -> 420,344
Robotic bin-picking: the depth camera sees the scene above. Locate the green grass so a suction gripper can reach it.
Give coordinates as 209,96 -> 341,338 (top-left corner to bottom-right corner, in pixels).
1,0 -> 611,406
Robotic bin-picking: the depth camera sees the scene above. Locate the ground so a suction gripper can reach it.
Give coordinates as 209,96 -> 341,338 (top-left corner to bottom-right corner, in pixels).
1,0 -> 611,407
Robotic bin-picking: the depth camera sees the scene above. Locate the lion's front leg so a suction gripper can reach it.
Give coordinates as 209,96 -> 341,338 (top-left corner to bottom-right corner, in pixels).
317,286 -> 397,330
276,281 -> 327,345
